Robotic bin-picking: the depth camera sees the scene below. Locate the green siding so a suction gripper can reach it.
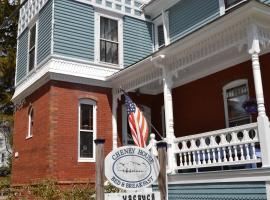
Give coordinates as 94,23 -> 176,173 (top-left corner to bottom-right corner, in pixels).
16,29 -> 28,83
159,182 -> 267,200
37,0 -> 52,65
169,0 -> 220,42
123,16 -> 153,67
54,0 -> 94,61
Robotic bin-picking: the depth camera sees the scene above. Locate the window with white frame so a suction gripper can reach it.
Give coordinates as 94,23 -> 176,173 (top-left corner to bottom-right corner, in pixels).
28,24 -> 37,72
223,80 -> 251,127
100,17 -> 119,65
27,106 -> 34,138
157,25 -> 165,48
78,99 -> 96,162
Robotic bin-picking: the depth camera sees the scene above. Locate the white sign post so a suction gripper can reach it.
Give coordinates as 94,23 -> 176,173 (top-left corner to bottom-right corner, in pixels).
105,146 -> 160,191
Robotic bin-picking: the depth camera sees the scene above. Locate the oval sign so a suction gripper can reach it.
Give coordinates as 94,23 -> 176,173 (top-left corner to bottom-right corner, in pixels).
105,146 -> 160,190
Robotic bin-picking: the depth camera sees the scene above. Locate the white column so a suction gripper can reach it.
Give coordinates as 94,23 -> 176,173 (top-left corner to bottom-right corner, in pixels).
266,182 -> 270,200
162,69 -> 176,173
219,0 -> 226,16
248,24 -> 270,167
112,93 -> 118,150
162,10 -> 170,46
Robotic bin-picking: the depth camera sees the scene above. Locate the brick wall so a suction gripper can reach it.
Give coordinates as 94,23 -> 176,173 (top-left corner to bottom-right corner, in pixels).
12,81 -> 113,185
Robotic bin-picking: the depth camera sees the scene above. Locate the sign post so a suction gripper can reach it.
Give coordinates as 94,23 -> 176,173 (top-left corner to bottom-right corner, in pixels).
95,139 -> 106,200
157,142 -> 167,200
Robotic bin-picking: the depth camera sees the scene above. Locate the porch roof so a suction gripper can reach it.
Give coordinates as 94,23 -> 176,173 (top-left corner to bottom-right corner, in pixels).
108,0 -> 270,96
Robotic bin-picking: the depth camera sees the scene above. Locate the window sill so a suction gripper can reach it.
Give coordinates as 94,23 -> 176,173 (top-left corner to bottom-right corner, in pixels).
78,158 -> 96,163
25,135 -> 33,140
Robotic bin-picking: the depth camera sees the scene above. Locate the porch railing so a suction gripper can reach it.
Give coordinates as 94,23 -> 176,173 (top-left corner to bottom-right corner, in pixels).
148,123 -> 262,173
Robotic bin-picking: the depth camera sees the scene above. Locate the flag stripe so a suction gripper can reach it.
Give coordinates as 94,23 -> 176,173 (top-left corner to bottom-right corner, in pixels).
124,93 -> 149,148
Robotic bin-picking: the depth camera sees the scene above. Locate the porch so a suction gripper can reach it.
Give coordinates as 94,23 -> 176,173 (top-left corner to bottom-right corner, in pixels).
108,0 -> 270,174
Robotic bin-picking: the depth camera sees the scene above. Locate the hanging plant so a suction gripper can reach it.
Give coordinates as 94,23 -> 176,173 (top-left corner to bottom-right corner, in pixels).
242,98 -> 257,114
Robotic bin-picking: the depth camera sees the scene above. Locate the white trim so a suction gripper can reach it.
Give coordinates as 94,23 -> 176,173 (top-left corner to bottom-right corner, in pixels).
219,0 -> 226,16
94,10 -> 124,68
27,21 -> 38,74
168,168 -> 270,185
266,181 -> 270,200
162,10 -> 170,46
78,99 -> 97,163
51,0 -> 55,55
153,15 -> 163,50
27,106 -> 34,139
222,79 -> 251,127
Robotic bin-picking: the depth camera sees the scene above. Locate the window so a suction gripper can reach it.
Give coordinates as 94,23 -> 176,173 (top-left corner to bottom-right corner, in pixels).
1,153 -> 4,163
27,106 -> 34,138
225,0 -> 243,9
78,99 -> 96,162
157,25 -> 165,48
223,80 -> 251,127
100,17 -> 118,64
28,24 -> 37,72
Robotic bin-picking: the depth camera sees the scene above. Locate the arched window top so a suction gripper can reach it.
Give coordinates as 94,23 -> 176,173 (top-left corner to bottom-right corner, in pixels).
27,106 -> 34,139
223,79 -> 248,93
222,79 -> 251,127
79,98 -> 96,105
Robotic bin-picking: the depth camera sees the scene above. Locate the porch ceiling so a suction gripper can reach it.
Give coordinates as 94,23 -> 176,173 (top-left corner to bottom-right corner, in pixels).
109,1 -> 270,96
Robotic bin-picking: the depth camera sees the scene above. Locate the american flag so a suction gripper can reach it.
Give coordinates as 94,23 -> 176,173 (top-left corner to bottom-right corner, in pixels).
123,93 -> 149,148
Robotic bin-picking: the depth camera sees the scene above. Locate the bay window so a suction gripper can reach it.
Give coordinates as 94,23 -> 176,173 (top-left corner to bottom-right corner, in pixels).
28,24 -> 37,72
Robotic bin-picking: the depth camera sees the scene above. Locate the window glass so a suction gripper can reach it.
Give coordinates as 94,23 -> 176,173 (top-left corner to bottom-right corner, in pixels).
28,107 -> 34,138
80,131 -> 93,158
29,24 -> 36,72
226,84 -> 251,127
79,101 -> 95,161
158,25 -> 165,47
100,17 -> 118,64
80,104 -> 93,130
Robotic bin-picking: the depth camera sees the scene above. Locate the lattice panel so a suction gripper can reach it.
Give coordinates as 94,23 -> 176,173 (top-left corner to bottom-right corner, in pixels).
18,0 -> 48,35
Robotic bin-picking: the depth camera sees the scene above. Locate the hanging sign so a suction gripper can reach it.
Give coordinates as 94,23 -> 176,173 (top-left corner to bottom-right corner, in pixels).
105,146 -> 160,190
105,192 -> 161,200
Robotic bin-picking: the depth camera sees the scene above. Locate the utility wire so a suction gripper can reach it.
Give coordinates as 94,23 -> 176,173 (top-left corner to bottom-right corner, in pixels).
0,0 -> 28,30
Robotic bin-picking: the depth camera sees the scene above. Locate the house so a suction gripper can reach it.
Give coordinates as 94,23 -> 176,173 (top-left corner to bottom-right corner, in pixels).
12,0 -> 270,199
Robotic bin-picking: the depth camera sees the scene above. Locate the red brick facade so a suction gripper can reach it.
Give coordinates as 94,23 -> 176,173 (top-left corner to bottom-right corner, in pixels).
12,81 -> 113,185
12,53 -> 270,185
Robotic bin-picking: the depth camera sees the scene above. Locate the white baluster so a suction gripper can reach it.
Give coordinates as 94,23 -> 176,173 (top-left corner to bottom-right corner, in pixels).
239,144 -> 245,161
245,144 -> 251,160
179,153 -> 183,167
221,134 -> 228,162
191,139 -> 196,165
197,150 -> 201,165
207,149 -> 211,164
188,152 -> 192,166
251,143 -> 257,160
233,145 -> 239,161
217,147 -> 222,163
183,152 -> 187,166
228,146 -> 233,162
212,148 -> 217,164
200,138 -> 206,165
210,136 -> 217,163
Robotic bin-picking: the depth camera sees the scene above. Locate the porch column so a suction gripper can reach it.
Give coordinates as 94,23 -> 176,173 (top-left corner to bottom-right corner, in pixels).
248,24 -> 270,167
162,69 -> 177,173
112,93 -> 118,150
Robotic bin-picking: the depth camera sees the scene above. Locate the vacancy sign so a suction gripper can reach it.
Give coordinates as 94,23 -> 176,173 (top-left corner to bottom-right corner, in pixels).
105,146 -> 160,190
105,192 -> 161,200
